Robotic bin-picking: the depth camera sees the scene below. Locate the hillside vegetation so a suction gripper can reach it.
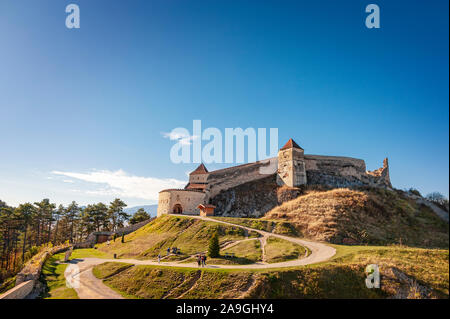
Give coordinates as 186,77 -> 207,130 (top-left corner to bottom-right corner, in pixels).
265,237 -> 307,263
97,215 -> 258,259
92,246 -> 448,299
264,188 -> 448,247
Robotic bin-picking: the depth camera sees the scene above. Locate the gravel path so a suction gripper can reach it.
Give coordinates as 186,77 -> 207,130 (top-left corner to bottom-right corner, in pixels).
64,214 -> 336,298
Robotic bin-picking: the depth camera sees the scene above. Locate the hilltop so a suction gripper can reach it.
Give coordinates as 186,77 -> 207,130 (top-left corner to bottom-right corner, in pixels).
264,187 -> 448,248
96,215 -> 260,260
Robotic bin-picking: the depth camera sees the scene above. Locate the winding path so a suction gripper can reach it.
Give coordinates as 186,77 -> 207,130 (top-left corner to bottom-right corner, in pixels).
64,215 -> 336,298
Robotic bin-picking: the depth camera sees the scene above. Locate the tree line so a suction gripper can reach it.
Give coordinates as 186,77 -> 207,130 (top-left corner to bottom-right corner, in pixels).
0,198 -> 150,283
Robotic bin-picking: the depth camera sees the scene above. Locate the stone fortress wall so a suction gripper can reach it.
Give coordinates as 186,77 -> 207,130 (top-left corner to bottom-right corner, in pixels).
157,138 -> 391,216
304,155 -> 391,188
206,160 -> 276,199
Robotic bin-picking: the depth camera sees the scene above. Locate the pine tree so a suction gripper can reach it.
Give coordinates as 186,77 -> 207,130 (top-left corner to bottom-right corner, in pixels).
208,231 -> 220,258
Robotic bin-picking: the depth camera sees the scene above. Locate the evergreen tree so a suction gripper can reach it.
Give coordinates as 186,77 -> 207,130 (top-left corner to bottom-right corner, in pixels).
129,208 -> 150,225
108,199 -> 128,231
208,231 -> 220,258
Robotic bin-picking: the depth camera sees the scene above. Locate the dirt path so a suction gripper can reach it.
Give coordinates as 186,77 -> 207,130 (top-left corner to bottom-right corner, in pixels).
259,235 -> 268,263
64,259 -> 123,299
64,214 -> 336,298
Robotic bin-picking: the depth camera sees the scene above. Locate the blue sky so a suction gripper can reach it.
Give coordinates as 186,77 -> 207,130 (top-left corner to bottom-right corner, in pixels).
0,0 -> 448,207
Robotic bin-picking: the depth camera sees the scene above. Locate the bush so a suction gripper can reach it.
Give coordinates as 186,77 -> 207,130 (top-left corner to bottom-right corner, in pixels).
408,188 -> 422,197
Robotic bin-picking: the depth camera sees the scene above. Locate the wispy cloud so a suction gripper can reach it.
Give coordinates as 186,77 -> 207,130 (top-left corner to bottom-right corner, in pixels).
51,169 -> 186,201
161,131 -> 198,145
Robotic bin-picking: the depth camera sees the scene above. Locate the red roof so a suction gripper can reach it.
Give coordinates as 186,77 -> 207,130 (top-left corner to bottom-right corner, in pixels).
198,204 -> 216,209
186,183 -> 207,190
190,163 -> 209,175
280,138 -> 303,150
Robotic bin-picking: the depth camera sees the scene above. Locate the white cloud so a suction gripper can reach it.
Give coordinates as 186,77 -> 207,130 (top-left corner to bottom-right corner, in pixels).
51,169 -> 186,201
161,131 -> 198,145
62,179 -> 75,183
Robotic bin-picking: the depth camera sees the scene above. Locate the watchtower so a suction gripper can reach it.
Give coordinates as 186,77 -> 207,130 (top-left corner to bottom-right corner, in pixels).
276,138 -> 307,187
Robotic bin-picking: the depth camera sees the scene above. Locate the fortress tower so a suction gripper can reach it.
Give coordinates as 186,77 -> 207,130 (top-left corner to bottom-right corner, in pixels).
276,138 -> 307,187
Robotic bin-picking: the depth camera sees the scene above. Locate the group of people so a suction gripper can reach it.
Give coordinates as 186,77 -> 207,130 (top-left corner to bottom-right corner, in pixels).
196,254 -> 207,267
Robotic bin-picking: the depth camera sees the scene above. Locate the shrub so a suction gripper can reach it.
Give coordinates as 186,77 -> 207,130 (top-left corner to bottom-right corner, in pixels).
408,188 -> 422,197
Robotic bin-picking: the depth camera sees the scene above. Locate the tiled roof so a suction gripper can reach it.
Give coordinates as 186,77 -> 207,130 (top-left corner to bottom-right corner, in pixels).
159,188 -> 204,193
190,163 -> 209,175
280,138 -> 303,150
186,183 -> 207,190
198,204 -> 216,209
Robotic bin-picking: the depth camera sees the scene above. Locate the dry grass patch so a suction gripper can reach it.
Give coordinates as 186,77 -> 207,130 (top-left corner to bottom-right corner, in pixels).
264,187 -> 448,247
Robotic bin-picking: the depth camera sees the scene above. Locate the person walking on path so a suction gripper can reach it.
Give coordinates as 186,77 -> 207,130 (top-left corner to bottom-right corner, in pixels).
196,255 -> 201,267
201,255 -> 207,267
157,254 -> 161,264
167,247 -> 170,256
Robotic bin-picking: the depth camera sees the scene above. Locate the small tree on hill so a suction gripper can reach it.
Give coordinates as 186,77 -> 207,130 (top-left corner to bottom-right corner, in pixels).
208,231 -> 220,258
129,209 -> 150,225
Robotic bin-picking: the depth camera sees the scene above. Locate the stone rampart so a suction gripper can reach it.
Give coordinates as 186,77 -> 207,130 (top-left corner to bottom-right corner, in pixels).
207,159 -> 276,199
0,280 -> 34,299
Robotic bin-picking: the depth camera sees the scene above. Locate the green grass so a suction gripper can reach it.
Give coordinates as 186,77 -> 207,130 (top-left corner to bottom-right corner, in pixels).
92,262 -> 134,279
70,248 -> 113,259
93,245 -> 449,299
39,253 -> 79,299
93,263 -> 254,299
264,237 -> 307,263
212,239 -> 263,265
97,215 -> 254,259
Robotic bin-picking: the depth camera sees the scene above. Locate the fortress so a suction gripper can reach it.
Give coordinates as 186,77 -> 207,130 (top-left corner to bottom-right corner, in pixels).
157,138 -> 391,217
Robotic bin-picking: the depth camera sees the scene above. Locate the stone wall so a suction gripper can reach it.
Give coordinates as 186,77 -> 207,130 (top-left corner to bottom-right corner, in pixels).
210,174 -> 302,218
0,244 -> 72,299
16,244 -> 71,285
75,218 -> 155,248
304,155 -> 391,188
206,159 -> 276,199
0,280 -> 34,299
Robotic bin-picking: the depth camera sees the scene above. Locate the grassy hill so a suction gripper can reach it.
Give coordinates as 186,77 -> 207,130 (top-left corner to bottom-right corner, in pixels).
92,245 -> 448,299
96,215 -> 259,259
264,187 -> 448,248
